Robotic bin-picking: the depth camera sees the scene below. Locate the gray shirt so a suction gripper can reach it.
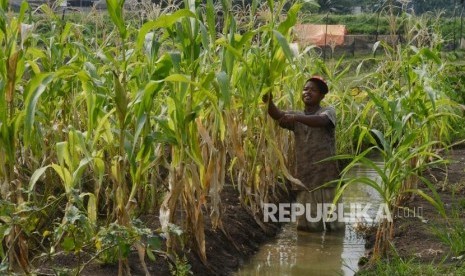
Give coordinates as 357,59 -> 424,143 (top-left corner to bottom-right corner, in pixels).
288,106 -> 339,190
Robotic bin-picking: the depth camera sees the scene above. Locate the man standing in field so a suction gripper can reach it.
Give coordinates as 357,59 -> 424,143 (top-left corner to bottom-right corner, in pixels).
263,76 -> 343,232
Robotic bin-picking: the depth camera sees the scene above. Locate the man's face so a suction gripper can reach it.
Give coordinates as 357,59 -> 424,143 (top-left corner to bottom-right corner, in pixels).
302,81 -> 324,105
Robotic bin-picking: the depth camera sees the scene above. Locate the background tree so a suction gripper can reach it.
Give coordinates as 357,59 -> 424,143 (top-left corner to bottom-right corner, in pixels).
412,0 -> 456,15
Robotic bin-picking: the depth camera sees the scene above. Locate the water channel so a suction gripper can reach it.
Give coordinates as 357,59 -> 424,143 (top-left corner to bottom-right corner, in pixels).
236,158 -> 384,276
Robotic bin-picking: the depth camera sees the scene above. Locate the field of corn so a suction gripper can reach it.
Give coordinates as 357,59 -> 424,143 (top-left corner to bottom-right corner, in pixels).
1,0 -> 465,275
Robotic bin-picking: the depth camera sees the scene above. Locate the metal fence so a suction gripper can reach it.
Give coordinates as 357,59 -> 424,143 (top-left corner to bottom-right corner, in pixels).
311,34 -> 459,60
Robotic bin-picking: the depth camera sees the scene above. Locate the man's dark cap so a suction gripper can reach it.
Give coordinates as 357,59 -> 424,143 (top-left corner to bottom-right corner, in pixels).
308,76 -> 329,94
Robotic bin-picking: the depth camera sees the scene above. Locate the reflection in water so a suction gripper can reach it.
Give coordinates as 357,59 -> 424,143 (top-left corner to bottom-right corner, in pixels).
236,159 -> 384,276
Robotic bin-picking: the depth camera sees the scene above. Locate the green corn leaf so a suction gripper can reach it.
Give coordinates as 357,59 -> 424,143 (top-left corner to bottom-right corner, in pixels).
220,0 -> 230,12
184,111 -> 197,125
355,60 -> 367,76
0,0 -> 7,11
216,71 -> 230,108
26,60 -> 42,75
141,81 -> 163,109
10,108 -> 25,139
332,178 -> 351,206
356,126 -> 370,153
94,157 -> 105,185
70,128 -> 89,158
136,135 -> 155,162
201,72 -> 215,88
18,1 -> 29,22
87,194 -> 97,224
302,0 -> 320,9
170,51 -> 181,71
136,9 -> 196,51
28,165 -> 51,195
370,129 -> 389,152
56,142 -> 71,169
146,249 -> 156,261
0,80 -> 6,123
165,74 -> 191,84
420,48 -> 441,64
85,87 -> 97,141
339,146 -> 378,175
187,138 -> 204,169
72,157 -> 93,188
91,109 -> 116,148
27,48 -> 47,60
237,30 -> 257,49
353,177 -> 388,203
131,113 -> 146,156
251,0 -> 258,17
80,193 -> 97,224
273,30 -> 294,64
39,4 -> 56,20
0,9 -> 6,35
216,40 -> 251,73
267,0 -> 273,11
199,21 -> 210,50
206,0 -> 216,42
407,187 -> 445,218
106,0 -> 127,39
51,164 -> 73,194
24,73 -> 54,147
277,3 -> 302,36
153,53 -> 173,80
152,130 -> 177,145
357,156 -> 389,188
60,22 -> 73,43
113,71 -> 127,122
425,85 -> 437,110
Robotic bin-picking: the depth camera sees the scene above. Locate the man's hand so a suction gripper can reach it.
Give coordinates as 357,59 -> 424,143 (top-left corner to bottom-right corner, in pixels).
262,92 -> 272,103
278,114 -> 296,124
277,113 -> 296,130
263,93 -> 288,124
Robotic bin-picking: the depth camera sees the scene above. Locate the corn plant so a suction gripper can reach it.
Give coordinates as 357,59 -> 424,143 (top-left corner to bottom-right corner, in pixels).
332,120 -> 448,259
223,0 -> 314,226
330,10 -> 462,260
141,0 -> 227,263
0,2 -> 49,273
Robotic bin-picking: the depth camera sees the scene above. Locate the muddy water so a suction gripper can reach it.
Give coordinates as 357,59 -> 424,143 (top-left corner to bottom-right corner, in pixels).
236,158 -> 384,276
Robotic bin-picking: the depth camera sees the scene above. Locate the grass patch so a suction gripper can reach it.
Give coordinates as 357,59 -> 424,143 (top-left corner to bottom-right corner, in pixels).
357,255 -> 465,276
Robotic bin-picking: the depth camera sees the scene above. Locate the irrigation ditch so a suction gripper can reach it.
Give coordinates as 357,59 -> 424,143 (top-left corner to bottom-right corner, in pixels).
2,0 -> 465,275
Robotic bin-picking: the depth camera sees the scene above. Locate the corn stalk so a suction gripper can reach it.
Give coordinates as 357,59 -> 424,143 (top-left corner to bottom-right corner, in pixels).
331,10 -> 461,260
0,2 -> 38,273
